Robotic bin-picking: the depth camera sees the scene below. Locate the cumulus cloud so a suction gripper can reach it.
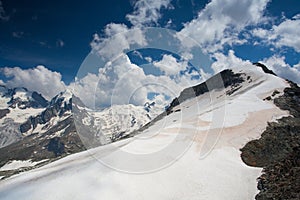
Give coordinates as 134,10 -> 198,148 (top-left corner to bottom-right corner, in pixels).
1,66 -> 66,99
178,0 -> 270,52
126,0 -> 173,27
69,73 -> 99,108
252,15 -> 300,52
211,50 -> 252,73
72,53 -> 203,109
260,55 -> 300,84
90,23 -> 147,61
294,62 -> 300,70
85,0 -> 300,109
153,54 -> 187,75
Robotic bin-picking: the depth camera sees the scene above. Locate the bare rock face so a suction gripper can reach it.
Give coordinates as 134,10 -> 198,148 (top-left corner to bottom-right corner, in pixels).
0,90 -> 85,178
241,81 -> 300,200
166,69 -> 244,114
0,109 -> 9,119
8,88 -> 48,109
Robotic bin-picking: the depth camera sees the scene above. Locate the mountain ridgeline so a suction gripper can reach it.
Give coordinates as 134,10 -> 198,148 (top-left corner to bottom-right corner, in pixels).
0,63 -> 299,200
166,69 -> 245,114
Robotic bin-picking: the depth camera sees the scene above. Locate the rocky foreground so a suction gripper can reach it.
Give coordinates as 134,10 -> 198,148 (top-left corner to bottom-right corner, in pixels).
241,81 -> 300,199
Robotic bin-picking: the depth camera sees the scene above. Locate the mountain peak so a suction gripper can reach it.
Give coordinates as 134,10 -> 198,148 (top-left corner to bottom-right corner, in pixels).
0,86 -> 49,109
253,62 -> 277,76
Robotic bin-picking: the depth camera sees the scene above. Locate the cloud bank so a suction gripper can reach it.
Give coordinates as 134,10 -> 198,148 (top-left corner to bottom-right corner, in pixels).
178,0 -> 270,52
1,66 -> 66,100
2,0 -> 300,105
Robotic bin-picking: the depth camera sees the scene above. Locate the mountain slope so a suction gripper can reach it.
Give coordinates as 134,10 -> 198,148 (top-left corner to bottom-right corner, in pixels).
0,88 -> 164,177
0,64 -> 293,200
0,89 -> 85,177
0,86 -> 48,148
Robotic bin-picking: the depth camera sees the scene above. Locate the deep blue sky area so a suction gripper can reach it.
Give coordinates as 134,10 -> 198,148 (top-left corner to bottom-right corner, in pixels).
0,0 -> 133,82
0,0 -> 299,83
0,0 -> 206,83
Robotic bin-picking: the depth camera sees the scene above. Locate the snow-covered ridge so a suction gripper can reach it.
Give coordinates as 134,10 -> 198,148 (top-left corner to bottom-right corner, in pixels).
0,64 -> 292,200
0,159 -> 48,172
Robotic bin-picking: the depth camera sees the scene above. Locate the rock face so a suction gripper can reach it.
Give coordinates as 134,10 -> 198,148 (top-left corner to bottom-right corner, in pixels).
0,109 -> 9,119
253,62 -> 277,76
0,86 -> 49,148
8,87 -> 48,109
0,89 -> 85,178
20,91 -> 72,134
241,78 -> 300,199
166,69 -> 244,114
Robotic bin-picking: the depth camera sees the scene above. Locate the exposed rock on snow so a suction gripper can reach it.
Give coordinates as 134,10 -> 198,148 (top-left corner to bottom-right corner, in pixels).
241,79 -> 300,200
0,64 -> 294,200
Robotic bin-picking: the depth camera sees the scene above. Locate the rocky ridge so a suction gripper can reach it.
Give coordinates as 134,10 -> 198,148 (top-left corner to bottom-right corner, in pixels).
241,72 -> 300,199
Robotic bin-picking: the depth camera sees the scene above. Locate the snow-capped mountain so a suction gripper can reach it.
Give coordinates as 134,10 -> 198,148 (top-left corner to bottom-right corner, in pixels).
0,88 -> 84,175
0,86 -> 165,176
75,101 -> 164,145
0,86 -> 48,148
0,63 -> 298,199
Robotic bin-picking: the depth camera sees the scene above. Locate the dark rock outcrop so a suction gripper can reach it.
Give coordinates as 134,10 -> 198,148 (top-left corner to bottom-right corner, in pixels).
0,109 -> 9,119
241,81 -> 300,199
47,137 -> 65,156
253,62 -> 277,76
0,91 -> 86,179
20,93 -> 72,134
0,115 -> 85,171
167,69 -> 244,114
31,91 -> 48,108
8,88 -> 49,109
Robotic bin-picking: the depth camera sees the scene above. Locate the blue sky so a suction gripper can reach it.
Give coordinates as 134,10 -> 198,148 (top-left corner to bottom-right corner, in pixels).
0,0 -> 299,106
0,0 -> 206,82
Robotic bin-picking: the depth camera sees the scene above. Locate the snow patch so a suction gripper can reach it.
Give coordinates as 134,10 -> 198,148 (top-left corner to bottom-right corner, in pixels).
0,159 -> 48,171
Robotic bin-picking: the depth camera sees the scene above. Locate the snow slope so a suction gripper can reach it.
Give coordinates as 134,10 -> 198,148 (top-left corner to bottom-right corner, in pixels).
0,66 -> 290,200
0,160 -> 48,171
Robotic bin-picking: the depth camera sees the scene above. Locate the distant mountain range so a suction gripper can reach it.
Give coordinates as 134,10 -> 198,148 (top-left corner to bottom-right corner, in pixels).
0,85 -> 163,177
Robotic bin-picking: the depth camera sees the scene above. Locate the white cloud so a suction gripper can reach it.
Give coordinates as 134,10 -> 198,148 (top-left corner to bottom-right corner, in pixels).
294,62 -> 300,70
126,0 -> 173,27
260,55 -> 300,84
69,73 -> 99,108
178,0 -> 270,52
153,54 -> 187,75
1,66 -> 66,100
90,23 -> 147,60
252,14 -> 300,52
145,56 -> 152,63
0,0 -> 9,21
71,54 -> 148,108
72,53 -> 204,109
272,16 -> 300,52
211,50 -> 252,73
